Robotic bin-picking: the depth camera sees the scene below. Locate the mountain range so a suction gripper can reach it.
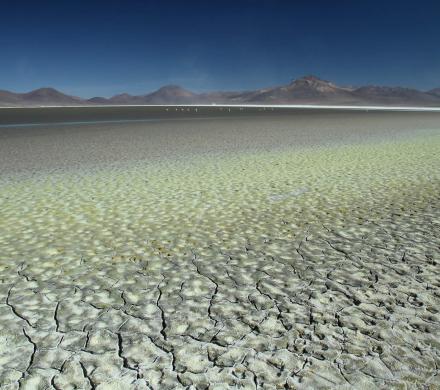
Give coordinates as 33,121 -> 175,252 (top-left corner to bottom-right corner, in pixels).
2,76 -> 440,107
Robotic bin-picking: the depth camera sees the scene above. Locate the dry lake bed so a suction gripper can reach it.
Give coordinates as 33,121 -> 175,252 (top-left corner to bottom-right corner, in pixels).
0,107 -> 439,389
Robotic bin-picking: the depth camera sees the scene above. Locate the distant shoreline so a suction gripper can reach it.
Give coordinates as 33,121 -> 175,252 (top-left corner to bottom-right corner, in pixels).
1,104 -> 440,127
2,104 -> 440,110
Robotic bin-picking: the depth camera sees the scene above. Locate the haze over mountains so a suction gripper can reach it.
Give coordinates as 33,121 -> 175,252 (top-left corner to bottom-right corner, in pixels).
2,76 -> 440,107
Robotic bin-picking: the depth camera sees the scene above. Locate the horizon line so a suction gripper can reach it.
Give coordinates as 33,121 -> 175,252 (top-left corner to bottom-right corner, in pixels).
2,75 -> 439,99
2,104 -> 440,111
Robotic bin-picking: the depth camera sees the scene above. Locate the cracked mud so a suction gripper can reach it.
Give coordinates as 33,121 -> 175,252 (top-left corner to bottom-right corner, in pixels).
1,117 -> 440,389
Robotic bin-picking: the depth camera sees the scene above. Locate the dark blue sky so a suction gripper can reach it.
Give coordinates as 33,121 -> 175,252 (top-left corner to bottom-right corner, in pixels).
1,0 -> 439,97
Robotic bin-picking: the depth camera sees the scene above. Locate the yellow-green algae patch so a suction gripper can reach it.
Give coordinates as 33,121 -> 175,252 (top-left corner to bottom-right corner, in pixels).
1,135 -> 439,267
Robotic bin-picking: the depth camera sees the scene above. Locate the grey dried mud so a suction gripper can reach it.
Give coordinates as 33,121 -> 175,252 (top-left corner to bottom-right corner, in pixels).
0,120 -> 440,389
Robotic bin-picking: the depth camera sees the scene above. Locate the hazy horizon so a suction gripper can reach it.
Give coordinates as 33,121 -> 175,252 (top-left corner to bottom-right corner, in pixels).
3,74 -> 440,101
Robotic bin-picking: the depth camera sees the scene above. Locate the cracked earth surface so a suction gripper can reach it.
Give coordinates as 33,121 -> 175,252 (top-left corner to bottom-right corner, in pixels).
1,123 -> 440,389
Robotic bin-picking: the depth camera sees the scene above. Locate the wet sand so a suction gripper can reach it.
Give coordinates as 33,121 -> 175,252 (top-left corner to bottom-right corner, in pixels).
0,110 -> 439,389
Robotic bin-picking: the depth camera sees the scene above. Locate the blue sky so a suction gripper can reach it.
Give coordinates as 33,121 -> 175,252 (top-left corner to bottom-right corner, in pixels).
1,0 -> 439,97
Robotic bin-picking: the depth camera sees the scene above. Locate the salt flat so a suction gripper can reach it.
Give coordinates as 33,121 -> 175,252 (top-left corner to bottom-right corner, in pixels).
0,109 -> 439,389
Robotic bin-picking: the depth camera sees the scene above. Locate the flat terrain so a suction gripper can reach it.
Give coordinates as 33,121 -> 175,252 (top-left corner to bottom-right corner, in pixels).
2,108 -> 440,175
0,109 -> 439,389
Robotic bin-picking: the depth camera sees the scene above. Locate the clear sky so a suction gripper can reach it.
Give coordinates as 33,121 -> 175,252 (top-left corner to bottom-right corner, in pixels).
1,0 -> 439,97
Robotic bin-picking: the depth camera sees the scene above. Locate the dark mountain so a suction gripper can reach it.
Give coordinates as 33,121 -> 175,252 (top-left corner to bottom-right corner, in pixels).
428,88 -> 440,97
142,85 -> 197,104
87,96 -> 110,104
352,86 -> 440,106
1,77 -> 440,107
107,93 -> 147,105
21,87 -> 83,105
88,85 -> 198,105
0,89 -> 22,106
239,75 -> 355,104
0,87 -> 83,106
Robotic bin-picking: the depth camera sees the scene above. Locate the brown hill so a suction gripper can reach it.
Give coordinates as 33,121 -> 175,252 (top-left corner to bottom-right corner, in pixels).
428,88 -> 440,97
1,77 -> 440,107
352,86 -> 440,106
0,90 -> 22,106
142,85 -> 197,104
240,75 -> 355,104
0,87 -> 83,106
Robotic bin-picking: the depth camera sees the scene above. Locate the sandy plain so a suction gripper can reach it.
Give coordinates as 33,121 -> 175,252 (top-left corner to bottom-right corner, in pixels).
0,109 -> 439,389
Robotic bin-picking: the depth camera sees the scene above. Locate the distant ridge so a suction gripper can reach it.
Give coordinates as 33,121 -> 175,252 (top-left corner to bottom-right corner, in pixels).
428,88 -> 440,97
1,76 -> 440,107
0,87 -> 83,107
